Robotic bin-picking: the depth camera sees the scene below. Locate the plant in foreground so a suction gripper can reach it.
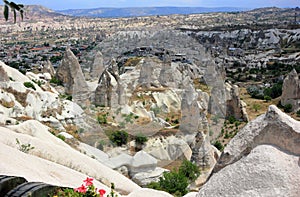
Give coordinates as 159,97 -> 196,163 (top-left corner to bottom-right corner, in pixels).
55,177 -> 106,197
55,178 -> 118,197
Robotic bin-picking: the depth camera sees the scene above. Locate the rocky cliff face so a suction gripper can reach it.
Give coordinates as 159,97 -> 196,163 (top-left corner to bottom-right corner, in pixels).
281,69 -> 300,111
197,105 -> 300,196
56,47 -> 90,104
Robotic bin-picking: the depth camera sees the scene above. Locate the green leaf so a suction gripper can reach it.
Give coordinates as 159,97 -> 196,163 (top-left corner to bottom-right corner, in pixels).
13,9 -> 16,23
4,5 -> 9,21
20,9 -> 24,21
18,4 -> 24,8
9,2 -> 20,11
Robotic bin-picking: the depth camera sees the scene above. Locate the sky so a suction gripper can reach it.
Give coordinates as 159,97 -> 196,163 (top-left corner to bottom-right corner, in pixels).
1,0 -> 299,10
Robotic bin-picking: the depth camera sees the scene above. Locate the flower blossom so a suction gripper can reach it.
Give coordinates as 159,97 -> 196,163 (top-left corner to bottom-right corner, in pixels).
74,184 -> 87,193
99,189 -> 106,197
83,177 -> 94,186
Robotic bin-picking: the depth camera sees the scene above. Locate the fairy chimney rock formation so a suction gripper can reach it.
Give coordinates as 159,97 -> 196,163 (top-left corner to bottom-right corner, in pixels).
43,60 -> 55,77
90,51 -> 105,79
56,47 -> 89,102
281,69 -> 300,111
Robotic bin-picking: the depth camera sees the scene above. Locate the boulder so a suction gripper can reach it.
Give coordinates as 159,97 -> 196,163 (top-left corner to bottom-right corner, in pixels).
130,150 -> 157,175
127,188 -> 173,197
281,69 -> 300,111
144,135 -> 192,161
132,167 -> 168,186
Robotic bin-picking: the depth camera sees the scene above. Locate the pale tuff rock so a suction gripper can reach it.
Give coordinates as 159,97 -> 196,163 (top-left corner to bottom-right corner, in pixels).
0,124 -> 140,194
144,135 -> 192,161
197,145 -> 300,197
90,51 -> 105,79
94,59 -> 125,107
94,69 -> 114,107
209,82 -> 248,135
196,105 -> 300,196
56,47 -> 89,103
191,132 -> 220,170
138,57 -> 161,88
0,62 -> 9,82
132,167 -> 168,186
214,105 -> 300,173
281,69 -> 300,111
158,60 -> 182,88
180,84 -> 209,135
0,61 -> 88,132
127,188 -> 173,197
42,60 -> 55,77
225,83 -> 249,121
0,143 -> 112,193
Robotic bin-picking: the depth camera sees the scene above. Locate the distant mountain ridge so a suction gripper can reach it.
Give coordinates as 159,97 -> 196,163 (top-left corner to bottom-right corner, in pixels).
57,7 -> 249,18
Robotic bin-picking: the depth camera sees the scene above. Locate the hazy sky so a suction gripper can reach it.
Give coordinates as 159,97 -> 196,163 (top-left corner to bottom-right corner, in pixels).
1,0 -> 299,10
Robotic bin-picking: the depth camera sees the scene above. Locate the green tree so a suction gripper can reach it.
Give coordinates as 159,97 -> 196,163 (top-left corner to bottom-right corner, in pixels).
178,160 -> 201,182
135,133 -> 148,145
159,171 -> 188,196
284,104 -> 293,113
296,110 -> 300,117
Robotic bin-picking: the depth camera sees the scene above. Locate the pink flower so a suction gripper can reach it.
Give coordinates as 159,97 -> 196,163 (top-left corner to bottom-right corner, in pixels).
74,184 -> 87,193
99,189 -> 106,197
83,177 -> 94,186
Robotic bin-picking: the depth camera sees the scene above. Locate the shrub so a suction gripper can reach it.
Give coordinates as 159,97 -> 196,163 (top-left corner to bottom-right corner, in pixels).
16,138 -> 34,153
109,130 -> 128,146
148,160 -> 200,196
50,77 -> 63,86
23,81 -> 36,90
227,115 -> 236,124
159,171 -> 188,196
284,104 -> 293,113
97,113 -> 108,124
297,110 -> 300,117
213,140 -> 224,151
179,160 -> 200,182
264,95 -> 272,102
252,103 -> 261,112
135,133 -> 148,145
57,134 -> 66,141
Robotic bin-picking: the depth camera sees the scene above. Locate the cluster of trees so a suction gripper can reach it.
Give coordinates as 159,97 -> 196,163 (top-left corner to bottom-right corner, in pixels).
247,82 -> 282,101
